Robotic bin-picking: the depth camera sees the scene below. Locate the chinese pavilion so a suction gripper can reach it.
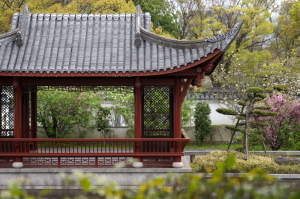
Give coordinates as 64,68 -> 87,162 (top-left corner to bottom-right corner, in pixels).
0,5 -> 242,168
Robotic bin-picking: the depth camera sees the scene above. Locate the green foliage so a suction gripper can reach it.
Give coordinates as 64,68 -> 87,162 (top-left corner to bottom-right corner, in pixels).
251,110 -> 277,116
191,151 -> 300,174
185,142 -> 243,150
37,90 -> 106,138
96,107 -> 111,132
104,88 -> 134,128
245,87 -> 265,94
125,128 -> 134,138
255,105 -> 271,110
216,108 -> 238,115
131,0 -> 179,37
182,99 -> 194,126
225,125 -> 240,132
237,101 -> 246,106
273,84 -> 289,92
194,102 -> 211,144
0,0 -> 136,33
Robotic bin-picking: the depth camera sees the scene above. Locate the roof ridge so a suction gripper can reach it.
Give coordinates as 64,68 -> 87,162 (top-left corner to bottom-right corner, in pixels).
140,21 -> 243,50
15,5 -> 29,47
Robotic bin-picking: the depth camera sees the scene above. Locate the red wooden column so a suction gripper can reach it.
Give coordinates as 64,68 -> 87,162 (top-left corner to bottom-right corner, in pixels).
22,92 -> 29,139
12,77 -> 23,168
173,78 -> 182,163
22,90 -> 30,153
0,87 -> 2,136
31,88 -> 37,150
133,77 -> 143,167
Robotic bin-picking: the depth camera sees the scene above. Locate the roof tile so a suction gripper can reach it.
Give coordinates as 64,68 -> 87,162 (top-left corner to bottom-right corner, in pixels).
0,7 -> 242,75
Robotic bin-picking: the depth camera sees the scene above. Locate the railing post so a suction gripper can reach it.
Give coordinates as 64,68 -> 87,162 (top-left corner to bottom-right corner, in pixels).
12,77 -> 23,168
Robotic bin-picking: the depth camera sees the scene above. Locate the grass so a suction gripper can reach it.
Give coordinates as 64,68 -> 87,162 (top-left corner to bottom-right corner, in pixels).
185,142 -> 243,150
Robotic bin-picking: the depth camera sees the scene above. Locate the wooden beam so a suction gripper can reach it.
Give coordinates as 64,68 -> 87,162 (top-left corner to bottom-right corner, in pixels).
20,77 -> 175,86
21,77 -> 135,86
0,77 -> 13,86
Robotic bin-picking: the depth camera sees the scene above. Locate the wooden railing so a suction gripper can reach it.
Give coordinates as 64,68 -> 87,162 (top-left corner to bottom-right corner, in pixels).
0,138 -> 189,167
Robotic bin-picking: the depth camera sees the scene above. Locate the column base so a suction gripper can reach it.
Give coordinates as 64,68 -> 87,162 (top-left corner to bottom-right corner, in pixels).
132,162 -> 143,168
172,162 -> 183,168
12,162 -> 24,168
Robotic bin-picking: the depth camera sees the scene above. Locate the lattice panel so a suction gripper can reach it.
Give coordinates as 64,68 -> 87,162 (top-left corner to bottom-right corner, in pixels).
142,157 -> 173,167
142,86 -> 173,138
0,157 -> 13,167
0,86 -> 14,137
20,157 -> 133,167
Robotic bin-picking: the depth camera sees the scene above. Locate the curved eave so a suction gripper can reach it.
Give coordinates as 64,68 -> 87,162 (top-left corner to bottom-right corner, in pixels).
140,21 -> 243,52
140,28 -> 207,49
0,49 -> 222,77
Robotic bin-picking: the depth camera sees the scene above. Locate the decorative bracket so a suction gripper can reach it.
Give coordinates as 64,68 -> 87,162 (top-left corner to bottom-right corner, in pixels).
193,67 -> 205,87
179,78 -> 193,104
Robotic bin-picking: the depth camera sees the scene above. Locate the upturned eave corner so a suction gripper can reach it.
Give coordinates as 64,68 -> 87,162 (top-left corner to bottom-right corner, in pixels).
139,20 -> 243,52
0,5 -> 29,46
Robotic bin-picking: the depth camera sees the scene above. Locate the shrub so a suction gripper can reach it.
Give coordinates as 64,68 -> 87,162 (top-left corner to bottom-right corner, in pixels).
37,90 -> 106,138
191,151 -> 300,174
194,102 -> 211,144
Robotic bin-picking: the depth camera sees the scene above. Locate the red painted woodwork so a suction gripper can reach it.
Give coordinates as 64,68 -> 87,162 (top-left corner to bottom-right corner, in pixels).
134,77 -> 142,160
0,137 -> 189,167
30,90 -> 37,150
0,87 -> 2,136
12,77 -> 22,163
174,78 -> 182,162
0,42 -> 224,168
180,78 -> 193,104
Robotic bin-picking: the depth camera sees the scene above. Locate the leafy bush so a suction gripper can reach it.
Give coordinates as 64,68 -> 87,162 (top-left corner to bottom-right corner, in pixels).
194,102 -> 212,144
191,151 -> 300,174
37,90 -> 106,138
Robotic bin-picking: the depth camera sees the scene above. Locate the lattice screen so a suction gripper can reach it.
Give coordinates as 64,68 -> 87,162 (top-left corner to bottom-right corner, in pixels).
142,86 -> 173,138
0,86 -> 14,137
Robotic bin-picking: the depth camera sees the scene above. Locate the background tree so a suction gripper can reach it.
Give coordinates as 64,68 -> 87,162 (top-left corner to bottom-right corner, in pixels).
252,86 -> 300,150
37,90 -> 106,138
194,101 -> 211,145
130,0 -> 179,37
216,87 -> 269,159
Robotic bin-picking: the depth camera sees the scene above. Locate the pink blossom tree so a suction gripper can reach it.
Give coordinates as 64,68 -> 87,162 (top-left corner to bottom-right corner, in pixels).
254,92 -> 300,150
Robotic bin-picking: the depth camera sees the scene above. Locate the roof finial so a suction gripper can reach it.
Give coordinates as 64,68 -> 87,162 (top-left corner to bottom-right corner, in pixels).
16,5 -> 29,47
134,5 -> 142,48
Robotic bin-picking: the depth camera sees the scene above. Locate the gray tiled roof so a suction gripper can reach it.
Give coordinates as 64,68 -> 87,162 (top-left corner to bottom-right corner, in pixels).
0,6 -> 242,75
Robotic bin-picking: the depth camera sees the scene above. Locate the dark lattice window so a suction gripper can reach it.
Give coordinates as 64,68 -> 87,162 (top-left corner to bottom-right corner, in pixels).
142,86 -> 173,138
1,86 -> 14,137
